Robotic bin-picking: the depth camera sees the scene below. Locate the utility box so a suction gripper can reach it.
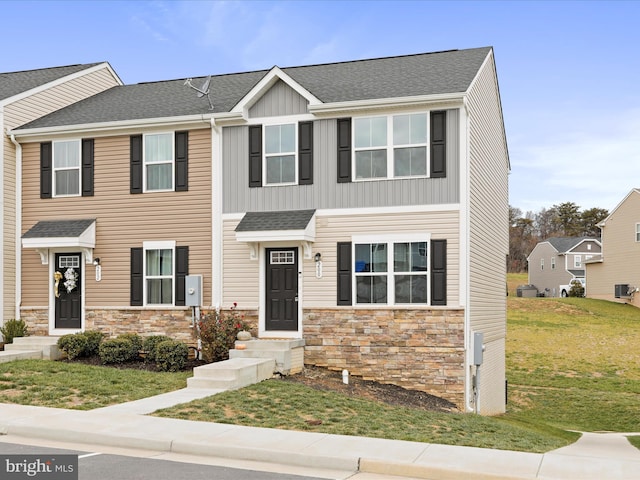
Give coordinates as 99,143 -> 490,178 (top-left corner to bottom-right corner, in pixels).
185,275 -> 203,306
615,284 -> 630,298
473,332 -> 485,366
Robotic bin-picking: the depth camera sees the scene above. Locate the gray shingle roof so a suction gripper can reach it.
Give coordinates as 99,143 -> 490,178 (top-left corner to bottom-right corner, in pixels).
22,219 -> 96,238
236,210 -> 315,232
16,47 -> 492,130
0,63 -> 102,102
546,237 -> 597,253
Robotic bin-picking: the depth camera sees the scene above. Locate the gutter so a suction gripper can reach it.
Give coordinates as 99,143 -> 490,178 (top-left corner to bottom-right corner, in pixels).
8,131 -> 22,320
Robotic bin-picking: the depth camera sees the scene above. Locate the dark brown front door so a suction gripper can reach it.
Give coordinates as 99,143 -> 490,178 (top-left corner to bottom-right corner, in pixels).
54,253 -> 82,329
265,248 -> 298,331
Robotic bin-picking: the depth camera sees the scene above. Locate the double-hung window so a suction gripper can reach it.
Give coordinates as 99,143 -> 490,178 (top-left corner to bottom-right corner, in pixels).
354,113 -> 428,180
144,133 -> 174,191
264,123 -> 296,185
636,224 -> 640,242
144,241 -> 174,305
354,237 -> 428,305
53,140 -> 81,196
574,255 -> 582,269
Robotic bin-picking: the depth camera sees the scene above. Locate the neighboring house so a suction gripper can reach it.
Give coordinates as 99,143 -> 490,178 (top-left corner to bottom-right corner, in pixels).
9,47 -> 509,414
586,189 -> 640,306
0,63 -> 122,329
527,237 -> 602,296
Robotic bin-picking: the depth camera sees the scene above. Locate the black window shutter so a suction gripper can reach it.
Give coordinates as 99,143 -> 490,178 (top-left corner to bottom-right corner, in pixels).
81,139 -> 94,197
298,121 -> 313,185
431,239 -> 447,305
175,246 -> 189,306
40,142 -> 52,199
130,247 -> 143,306
175,131 -> 188,192
337,118 -> 352,183
337,242 -> 352,305
248,125 -> 262,188
130,135 -> 143,194
430,111 -> 446,178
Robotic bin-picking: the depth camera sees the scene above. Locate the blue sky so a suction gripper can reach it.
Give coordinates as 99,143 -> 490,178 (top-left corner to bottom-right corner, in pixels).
3,0 -> 639,214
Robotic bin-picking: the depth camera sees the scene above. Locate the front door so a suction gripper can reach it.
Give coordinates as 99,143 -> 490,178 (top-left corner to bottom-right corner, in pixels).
265,248 -> 298,331
54,253 -> 82,329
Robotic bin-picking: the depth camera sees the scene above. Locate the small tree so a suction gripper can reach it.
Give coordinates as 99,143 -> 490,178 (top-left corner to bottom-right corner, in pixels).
196,303 -> 250,363
569,280 -> 585,298
0,319 -> 29,344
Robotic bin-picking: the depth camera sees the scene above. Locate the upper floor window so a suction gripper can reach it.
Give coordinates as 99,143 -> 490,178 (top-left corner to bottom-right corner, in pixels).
53,140 -> 81,196
574,255 -> 582,268
540,258 -> 544,270
354,113 -> 428,180
636,223 -> 640,242
551,257 -> 556,270
144,133 -> 174,191
265,124 -> 296,185
354,239 -> 428,305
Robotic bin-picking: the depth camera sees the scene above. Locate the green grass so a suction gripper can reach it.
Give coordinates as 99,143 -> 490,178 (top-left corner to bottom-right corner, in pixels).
0,359 -> 190,410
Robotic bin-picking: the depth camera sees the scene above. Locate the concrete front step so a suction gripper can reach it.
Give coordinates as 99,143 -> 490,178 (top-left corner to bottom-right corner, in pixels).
0,350 -> 43,363
230,338 -> 304,374
187,357 -> 275,390
4,336 -> 62,360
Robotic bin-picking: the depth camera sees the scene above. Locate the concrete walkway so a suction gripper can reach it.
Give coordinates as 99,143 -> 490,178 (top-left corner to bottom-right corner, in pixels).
1,390 -> 639,480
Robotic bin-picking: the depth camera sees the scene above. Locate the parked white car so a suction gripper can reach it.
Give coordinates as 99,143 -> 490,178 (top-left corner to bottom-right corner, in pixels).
560,278 -> 585,297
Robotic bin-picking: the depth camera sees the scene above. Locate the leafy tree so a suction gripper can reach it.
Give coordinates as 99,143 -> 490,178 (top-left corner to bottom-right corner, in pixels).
580,207 -> 608,237
553,202 -> 582,236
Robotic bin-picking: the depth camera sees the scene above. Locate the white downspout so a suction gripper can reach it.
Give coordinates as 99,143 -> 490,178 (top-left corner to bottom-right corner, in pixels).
211,118 -> 223,308
9,132 -> 22,321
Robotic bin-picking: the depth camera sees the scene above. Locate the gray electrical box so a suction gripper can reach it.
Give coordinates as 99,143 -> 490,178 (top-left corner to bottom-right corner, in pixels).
473,332 -> 485,366
185,275 -> 203,307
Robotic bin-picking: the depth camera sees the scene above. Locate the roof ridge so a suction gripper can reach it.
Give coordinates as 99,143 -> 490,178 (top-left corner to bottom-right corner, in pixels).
0,62 -> 103,76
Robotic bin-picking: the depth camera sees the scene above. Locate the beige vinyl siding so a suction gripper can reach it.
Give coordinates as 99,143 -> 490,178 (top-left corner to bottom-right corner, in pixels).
249,80 -> 308,117
466,51 -> 509,415
20,128 -> 212,307
3,67 -> 119,130
2,137 -> 17,319
222,209 -> 460,309
586,191 -> 640,306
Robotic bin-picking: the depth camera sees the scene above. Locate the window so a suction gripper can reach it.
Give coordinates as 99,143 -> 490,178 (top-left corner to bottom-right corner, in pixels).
540,258 -> 544,270
144,133 -> 174,191
551,257 -> 556,270
143,241 -> 175,305
53,140 -> 81,196
636,224 -> 640,242
574,255 -> 582,268
264,124 -> 296,185
354,239 -> 428,304
354,113 -> 428,180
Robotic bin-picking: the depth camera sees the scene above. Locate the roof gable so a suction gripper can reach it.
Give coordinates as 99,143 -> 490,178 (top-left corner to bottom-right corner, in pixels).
598,188 -> 640,227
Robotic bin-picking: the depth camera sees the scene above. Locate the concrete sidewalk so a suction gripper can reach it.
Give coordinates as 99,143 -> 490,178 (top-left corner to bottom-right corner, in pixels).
1,395 -> 639,480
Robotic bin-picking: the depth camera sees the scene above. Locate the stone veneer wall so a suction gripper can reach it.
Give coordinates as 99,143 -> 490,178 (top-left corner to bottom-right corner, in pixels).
303,308 -> 465,408
19,307 -> 259,345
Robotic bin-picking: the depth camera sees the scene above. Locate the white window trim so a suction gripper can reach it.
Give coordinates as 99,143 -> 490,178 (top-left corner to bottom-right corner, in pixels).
540,258 -> 544,270
142,240 -> 176,306
143,132 -> 175,193
635,223 -> 640,242
52,139 -> 81,198
352,233 -> 430,306
574,255 -> 582,268
262,120 -> 298,186
352,112 -> 430,181
551,257 -> 556,270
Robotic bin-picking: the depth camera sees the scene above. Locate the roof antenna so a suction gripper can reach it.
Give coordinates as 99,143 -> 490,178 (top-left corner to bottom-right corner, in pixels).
184,75 -> 213,110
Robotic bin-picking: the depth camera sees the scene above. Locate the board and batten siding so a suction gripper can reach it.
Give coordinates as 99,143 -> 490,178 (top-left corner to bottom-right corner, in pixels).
586,191 -> 640,307
223,111 -> 460,214
20,128 -> 212,307
248,80 -> 309,118
466,51 -> 509,415
222,209 -> 460,309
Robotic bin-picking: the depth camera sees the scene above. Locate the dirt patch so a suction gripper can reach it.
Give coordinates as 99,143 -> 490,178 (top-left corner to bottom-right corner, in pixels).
280,365 -> 458,413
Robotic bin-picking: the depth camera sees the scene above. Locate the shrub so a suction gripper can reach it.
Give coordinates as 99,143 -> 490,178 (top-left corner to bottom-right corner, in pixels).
117,333 -> 143,355
99,337 -> 139,364
83,330 -> 105,356
0,319 -> 29,344
155,339 -> 189,372
196,303 -> 250,363
569,281 -> 585,298
57,333 -> 88,360
142,335 -> 172,363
